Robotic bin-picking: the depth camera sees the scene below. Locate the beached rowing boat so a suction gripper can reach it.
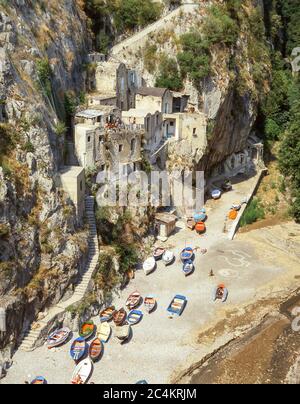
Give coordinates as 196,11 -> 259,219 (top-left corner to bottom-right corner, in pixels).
194,212 -> 207,222
79,321 -> 95,340
212,189 -> 222,200
99,306 -> 116,323
167,295 -> 187,317
47,327 -> 71,349
162,250 -> 174,266
71,359 -> 93,384
195,222 -> 206,234
144,296 -> 156,313
143,257 -> 156,275
213,284 -> 228,303
180,247 -> 194,262
113,308 -> 127,326
70,337 -> 88,362
153,247 -> 166,261
182,260 -> 194,276
126,291 -> 142,310
115,325 -> 131,343
127,310 -> 143,325
186,218 -> 196,230
31,376 -> 47,385
97,321 -> 111,343
89,338 -> 103,362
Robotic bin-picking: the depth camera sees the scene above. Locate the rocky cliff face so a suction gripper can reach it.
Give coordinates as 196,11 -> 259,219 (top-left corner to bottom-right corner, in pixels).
0,0 -> 90,350
108,0 -> 271,174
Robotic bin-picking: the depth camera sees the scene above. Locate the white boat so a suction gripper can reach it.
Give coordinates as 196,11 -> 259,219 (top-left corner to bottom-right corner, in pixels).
143,257 -> 156,275
231,202 -> 241,211
97,321 -> 111,343
183,260 -> 194,276
115,325 -> 131,343
144,295 -> 156,313
71,359 -> 93,385
212,189 -> 222,200
162,250 -> 174,266
47,327 -> 71,349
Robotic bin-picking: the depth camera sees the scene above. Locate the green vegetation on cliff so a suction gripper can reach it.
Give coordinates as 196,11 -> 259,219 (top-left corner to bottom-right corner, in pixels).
83,0 -> 163,52
260,0 -> 300,222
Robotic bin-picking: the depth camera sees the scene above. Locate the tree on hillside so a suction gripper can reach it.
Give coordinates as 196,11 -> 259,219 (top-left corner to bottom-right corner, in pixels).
155,55 -> 183,91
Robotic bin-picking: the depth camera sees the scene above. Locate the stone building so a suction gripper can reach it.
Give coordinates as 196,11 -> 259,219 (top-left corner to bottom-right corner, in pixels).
135,87 -> 173,114
87,93 -> 117,107
163,111 -> 207,141
74,106 -> 143,176
116,63 -> 144,111
122,109 -> 163,154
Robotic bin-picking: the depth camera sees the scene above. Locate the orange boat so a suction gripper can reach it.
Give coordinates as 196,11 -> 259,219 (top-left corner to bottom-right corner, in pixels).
195,222 -> 206,233
228,209 -> 238,220
89,338 -> 103,362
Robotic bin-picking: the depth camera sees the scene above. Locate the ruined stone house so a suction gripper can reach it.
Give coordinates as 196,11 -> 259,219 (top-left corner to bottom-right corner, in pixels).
122,109 -> 163,154
135,87 -> 173,114
116,63 -> 144,111
74,106 -> 143,176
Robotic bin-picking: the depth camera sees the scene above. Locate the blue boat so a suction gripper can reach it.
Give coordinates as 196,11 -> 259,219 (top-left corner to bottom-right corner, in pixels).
30,376 -> 47,384
167,295 -> 187,317
182,260 -> 194,276
180,247 -> 194,262
70,337 -> 88,362
127,310 -> 143,325
194,212 -> 206,222
136,380 -> 148,384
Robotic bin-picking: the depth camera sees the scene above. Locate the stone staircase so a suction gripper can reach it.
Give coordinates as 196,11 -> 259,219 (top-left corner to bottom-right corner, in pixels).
19,196 -> 100,352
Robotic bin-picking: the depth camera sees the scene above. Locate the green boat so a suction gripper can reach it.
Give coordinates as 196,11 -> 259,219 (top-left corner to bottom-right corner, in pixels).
79,320 -> 96,340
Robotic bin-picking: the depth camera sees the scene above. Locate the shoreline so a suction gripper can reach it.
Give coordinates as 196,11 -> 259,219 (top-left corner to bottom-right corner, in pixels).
1,178 -> 299,384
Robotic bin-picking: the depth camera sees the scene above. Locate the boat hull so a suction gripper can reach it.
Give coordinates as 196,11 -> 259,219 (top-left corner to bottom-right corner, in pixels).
71,360 -> 93,385
70,337 -> 88,362
126,292 -> 142,310
143,258 -> 156,275
99,306 -> 116,323
183,260 -> 194,276
97,322 -> 111,343
162,251 -> 174,266
31,376 -> 47,385
167,295 -> 187,317
113,309 -> 127,326
89,338 -> 103,362
79,321 -> 95,340
180,248 -> 194,263
127,310 -> 143,325
144,296 -> 156,313
47,327 -> 71,349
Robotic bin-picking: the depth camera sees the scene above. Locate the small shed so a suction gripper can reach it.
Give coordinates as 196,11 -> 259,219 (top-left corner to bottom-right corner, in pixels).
155,213 -> 177,239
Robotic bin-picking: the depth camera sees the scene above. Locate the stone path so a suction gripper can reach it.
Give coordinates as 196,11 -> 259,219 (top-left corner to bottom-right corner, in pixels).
110,2 -> 199,59
18,196 -> 99,352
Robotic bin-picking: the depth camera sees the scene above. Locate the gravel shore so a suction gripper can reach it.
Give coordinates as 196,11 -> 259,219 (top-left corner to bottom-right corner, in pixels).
1,175 -> 299,385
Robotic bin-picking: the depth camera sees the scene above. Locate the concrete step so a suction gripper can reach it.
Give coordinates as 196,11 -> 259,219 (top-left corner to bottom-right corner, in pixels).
79,281 -> 90,286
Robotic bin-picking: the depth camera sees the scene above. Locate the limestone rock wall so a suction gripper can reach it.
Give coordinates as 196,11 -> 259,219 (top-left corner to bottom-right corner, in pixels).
0,0 -> 91,350
106,0 -> 270,175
